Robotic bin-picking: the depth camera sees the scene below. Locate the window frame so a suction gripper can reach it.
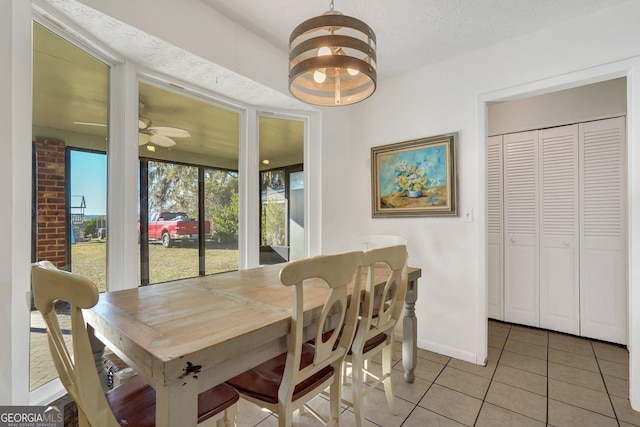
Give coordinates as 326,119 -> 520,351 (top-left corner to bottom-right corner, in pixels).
139,157 -> 240,285
259,163 -> 304,259
28,12 -> 120,405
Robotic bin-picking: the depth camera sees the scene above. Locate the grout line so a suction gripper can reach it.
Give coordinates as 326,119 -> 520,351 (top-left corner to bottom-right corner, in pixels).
591,340 -> 622,426
546,327 -> 550,426
471,323 -> 510,426
398,352 -> 451,426
492,320 -> 628,426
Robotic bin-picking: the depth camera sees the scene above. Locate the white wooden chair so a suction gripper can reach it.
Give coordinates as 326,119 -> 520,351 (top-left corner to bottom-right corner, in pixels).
359,234 -> 408,345
342,245 -> 408,427
226,251 -> 364,427
31,260 -> 239,427
359,234 -> 407,249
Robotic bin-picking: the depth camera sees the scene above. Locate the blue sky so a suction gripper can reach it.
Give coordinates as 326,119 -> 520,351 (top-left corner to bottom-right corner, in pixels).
70,150 -> 107,215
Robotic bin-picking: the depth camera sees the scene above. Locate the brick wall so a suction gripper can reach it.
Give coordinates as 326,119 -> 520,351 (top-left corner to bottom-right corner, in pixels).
35,138 -> 78,427
34,138 -> 67,269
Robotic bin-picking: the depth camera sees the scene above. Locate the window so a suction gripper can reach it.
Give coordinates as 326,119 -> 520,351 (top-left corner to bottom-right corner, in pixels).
259,116 -> 305,264
31,22 -> 109,390
137,82 -> 240,285
70,150 -> 107,291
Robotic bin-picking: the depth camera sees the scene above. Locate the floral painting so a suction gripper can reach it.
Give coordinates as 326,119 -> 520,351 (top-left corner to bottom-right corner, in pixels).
371,133 -> 457,217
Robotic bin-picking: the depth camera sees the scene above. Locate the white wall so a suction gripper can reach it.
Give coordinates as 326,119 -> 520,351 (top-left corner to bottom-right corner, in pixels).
320,108 -> 360,254
2,0 -> 33,405
350,0 -> 640,376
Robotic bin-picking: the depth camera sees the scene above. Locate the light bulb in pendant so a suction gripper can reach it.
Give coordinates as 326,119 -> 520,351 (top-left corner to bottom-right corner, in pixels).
318,46 -> 332,56
313,46 -> 331,82
347,68 -> 359,76
313,69 -> 326,83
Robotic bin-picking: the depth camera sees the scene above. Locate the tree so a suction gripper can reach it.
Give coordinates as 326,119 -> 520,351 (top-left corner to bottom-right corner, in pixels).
205,170 -> 238,242
260,169 -> 286,246
84,217 -> 99,237
83,216 -> 107,238
211,192 -> 239,243
147,162 -> 239,242
262,200 -> 285,246
148,162 -> 198,217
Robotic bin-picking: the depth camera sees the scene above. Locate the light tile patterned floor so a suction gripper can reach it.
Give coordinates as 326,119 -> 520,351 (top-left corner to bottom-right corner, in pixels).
233,320 -> 640,426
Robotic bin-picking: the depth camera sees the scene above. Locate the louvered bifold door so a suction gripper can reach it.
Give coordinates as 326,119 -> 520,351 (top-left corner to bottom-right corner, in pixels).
539,125 -> 580,334
579,117 -> 627,344
504,131 -> 539,327
487,135 -> 504,320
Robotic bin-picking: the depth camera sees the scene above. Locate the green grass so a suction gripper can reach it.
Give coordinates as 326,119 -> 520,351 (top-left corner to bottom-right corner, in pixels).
71,240 -> 239,291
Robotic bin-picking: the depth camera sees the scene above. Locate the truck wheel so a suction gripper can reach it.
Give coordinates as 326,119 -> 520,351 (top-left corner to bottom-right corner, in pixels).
161,232 -> 173,248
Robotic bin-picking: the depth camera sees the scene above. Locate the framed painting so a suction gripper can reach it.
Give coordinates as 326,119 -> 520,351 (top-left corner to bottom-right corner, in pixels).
371,133 -> 457,217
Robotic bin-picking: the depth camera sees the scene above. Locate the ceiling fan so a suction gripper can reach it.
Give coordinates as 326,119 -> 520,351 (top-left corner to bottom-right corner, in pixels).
73,102 -> 191,148
137,102 -> 190,148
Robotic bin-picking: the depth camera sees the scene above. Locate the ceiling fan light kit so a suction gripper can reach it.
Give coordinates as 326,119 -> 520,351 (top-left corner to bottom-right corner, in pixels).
288,0 -> 377,106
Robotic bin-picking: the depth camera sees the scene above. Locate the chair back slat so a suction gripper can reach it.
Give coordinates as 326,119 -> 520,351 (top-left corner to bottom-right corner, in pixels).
359,234 -> 407,249
277,250 -> 363,406
356,245 -> 408,350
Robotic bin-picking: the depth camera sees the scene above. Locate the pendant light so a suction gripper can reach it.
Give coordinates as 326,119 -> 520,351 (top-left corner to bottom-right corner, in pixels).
288,0 -> 377,106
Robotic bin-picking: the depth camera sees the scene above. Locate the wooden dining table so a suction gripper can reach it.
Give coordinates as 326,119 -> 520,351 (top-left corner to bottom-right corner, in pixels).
84,263 -> 421,427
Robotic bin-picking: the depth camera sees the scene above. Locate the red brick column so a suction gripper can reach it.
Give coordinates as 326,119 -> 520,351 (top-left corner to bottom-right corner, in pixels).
34,138 -> 67,269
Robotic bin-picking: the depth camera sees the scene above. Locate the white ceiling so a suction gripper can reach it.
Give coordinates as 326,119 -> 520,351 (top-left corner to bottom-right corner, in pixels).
200,0 -> 630,79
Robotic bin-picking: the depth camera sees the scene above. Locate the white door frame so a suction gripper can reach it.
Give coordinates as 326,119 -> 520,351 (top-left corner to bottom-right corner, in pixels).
478,57 -> 640,410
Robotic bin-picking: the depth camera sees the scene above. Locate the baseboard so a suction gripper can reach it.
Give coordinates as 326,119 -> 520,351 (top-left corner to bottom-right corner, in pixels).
418,338 -> 481,365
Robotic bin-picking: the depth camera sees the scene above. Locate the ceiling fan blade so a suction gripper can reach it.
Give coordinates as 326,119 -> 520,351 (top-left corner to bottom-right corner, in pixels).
138,116 -> 151,130
139,133 -> 152,146
150,134 -> 177,147
73,121 -> 107,127
148,126 -> 190,138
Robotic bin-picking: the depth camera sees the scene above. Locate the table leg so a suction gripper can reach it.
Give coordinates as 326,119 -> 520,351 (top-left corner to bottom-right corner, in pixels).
87,325 -> 109,391
402,277 -> 418,383
155,378 -> 198,427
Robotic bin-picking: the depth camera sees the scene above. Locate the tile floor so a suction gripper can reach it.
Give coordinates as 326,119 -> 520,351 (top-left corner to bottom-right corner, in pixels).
234,320 -> 640,426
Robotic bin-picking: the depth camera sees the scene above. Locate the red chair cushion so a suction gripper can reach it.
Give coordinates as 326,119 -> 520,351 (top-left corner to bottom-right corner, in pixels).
106,375 -> 239,426
356,332 -> 387,355
225,343 -> 334,404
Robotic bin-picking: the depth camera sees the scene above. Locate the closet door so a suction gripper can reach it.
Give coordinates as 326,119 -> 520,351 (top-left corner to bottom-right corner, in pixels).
504,130 -> 539,327
580,117 -> 627,344
539,125 -> 580,334
487,135 -> 503,320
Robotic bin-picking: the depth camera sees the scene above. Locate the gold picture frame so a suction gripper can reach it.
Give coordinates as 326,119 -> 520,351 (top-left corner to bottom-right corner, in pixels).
371,133 -> 457,217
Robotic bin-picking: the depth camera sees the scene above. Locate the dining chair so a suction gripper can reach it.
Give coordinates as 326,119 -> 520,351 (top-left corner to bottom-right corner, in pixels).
31,260 -> 239,427
343,244 -> 408,427
225,251 -> 364,427
359,234 -> 407,249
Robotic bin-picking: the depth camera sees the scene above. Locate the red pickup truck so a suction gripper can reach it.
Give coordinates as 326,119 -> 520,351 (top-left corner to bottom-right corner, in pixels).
145,212 -> 210,247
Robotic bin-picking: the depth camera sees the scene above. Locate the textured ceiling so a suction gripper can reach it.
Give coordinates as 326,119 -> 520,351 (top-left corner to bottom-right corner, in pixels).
39,0 -> 631,108
201,0 -> 630,79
